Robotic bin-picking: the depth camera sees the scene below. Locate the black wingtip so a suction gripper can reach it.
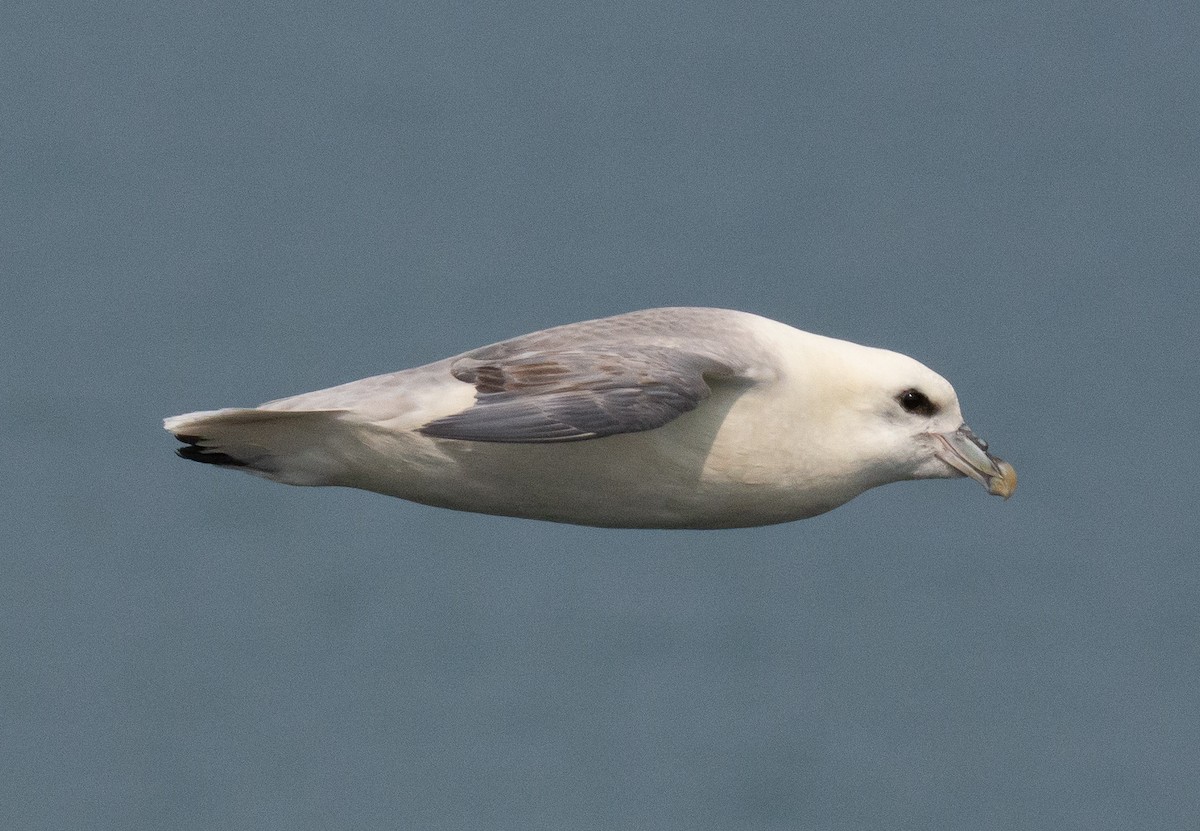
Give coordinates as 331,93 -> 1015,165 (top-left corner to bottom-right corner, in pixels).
173,437 -> 250,468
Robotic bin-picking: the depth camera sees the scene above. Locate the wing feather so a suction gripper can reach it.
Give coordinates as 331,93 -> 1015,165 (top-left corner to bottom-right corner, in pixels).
418,346 -> 741,443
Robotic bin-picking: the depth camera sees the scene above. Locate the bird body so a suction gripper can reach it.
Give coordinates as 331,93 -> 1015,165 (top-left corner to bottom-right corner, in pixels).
165,308 -> 1015,528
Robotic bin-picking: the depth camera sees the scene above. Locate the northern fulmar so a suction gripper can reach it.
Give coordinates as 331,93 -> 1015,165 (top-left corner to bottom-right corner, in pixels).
164,308 -> 1016,528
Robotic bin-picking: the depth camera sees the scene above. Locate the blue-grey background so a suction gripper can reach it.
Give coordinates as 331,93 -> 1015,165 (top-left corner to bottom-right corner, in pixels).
5,2 -> 1197,829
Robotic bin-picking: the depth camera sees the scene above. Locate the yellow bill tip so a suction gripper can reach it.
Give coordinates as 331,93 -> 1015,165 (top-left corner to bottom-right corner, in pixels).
987,460 -> 1018,499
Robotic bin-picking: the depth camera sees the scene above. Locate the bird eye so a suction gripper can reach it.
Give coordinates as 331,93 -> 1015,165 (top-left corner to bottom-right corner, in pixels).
898,389 -> 937,417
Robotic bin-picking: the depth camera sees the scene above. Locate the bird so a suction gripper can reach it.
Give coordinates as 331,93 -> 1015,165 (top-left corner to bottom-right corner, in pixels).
164,307 -> 1016,529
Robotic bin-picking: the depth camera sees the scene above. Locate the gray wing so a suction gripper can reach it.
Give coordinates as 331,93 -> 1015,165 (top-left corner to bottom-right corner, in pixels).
418,345 -> 743,443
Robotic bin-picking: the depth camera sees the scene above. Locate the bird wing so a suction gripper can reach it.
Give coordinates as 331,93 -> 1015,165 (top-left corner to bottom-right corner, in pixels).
417,344 -> 745,443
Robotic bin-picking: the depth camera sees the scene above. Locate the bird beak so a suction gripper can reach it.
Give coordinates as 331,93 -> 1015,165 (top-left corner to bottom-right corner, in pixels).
931,424 -> 1017,499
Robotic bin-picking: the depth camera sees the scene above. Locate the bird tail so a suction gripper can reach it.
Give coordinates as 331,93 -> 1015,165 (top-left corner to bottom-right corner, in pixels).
163,407 -> 352,486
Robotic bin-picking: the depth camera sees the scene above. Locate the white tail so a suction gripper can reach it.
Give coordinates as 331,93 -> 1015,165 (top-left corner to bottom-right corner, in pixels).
164,408 -> 352,486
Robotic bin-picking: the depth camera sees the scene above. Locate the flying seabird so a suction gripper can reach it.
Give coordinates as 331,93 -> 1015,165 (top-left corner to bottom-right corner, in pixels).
164,307 -> 1016,528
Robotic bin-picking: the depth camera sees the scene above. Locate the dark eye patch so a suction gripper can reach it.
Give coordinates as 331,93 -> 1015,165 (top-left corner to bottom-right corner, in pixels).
898,388 -> 938,417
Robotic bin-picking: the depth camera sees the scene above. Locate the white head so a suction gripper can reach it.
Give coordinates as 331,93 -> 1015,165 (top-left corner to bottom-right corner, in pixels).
804,339 -> 1016,500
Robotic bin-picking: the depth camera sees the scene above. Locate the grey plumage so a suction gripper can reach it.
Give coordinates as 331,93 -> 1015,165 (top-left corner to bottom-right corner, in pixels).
418,308 -> 761,442
418,347 -> 740,442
